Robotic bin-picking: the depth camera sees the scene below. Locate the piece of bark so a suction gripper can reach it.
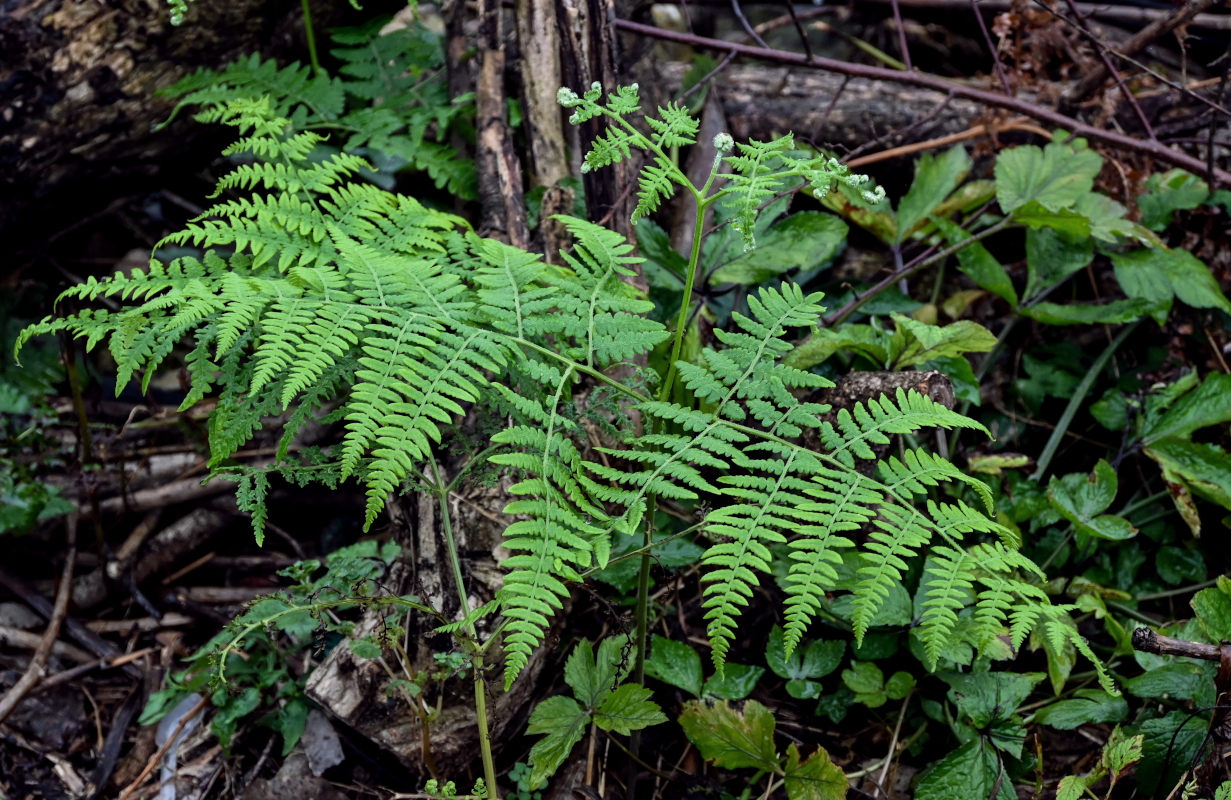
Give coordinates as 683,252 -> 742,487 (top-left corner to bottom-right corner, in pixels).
813,370 -> 957,414
0,0 -> 381,240
71,506 -> 230,610
475,0 -> 529,248
1132,627 -> 1223,661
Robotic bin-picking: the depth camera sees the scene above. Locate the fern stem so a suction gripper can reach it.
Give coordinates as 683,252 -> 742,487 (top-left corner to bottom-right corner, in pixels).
430,459 -> 501,799
301,0 -> 321,77
657,186 -> 717,404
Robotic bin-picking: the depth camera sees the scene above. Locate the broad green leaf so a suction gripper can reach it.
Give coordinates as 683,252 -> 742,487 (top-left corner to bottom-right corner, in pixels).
1011,202 -> 1091,238
896,146 -> 971,244
1141,372 -> 1231,444
1111,248 -> 1231,322
1145,439 -> 1231,525
564,636 -> 630,709
1033,689 -> 1128,729
1192,584 -> 1231,642
785,324 -> 889,370
710,212 -> 848,285
783,742 -> 848,800
885,671 -> 915,700
942,671 -> 1043,728
1217,781 -> 1231,800
645,635 -> 703,698
1020,298 -> 1160,326
915,739 -> 1014,800
1075,192 -> 1140,243
1047,460 -> 1137,541
841,661 -> 886,708
767,627 -> 845,681
678,699 -> 779,772
995,138 -> 1103,214
702,663 -> 764,701
274,699 -> 309,756
1024,227 -> 1092,301
934,217 -> 1017,306
1090,388 -> 1130,430
1137,711 -> 1211,796
594,684 -> 667,735
1123,663 -> 1204,701
1156,545 -> 1206,586
1138,169 -> 1209,231
888,314 -> 996,368
527,695 -> 588,790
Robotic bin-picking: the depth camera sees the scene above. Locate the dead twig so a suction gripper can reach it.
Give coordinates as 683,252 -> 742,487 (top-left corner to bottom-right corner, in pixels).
1132,627 -> 1223,661
0,515 -> 77,724
1066,0 -> 1223,103
115,694 -> 209,800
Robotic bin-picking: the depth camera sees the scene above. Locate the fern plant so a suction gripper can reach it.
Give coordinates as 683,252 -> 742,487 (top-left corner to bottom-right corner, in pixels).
18,78 -> 1112,791
162,18 -> 476,199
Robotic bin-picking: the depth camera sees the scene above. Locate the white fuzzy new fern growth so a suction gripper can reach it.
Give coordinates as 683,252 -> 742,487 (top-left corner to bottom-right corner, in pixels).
17,83 -> 1107,692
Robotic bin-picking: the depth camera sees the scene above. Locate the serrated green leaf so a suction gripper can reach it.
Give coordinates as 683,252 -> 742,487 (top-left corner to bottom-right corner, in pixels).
1138,169 -> 1209,231
1112,248 -> 1231,323
841,661 -> 886,708
767,627 -> 845,681
996,139 -> 1103,214
888,314 -> 996,368
1048,460 -> 1137,541
915,739 -> 1014,800
645,635 -> 703,698
896,146 -> 971,244
1192,585 -> 1231,642
1056,775 -> 1090,800
1123,662 -> 1204,701
942,671 -> 1043,728
1141,372 -> 1231,444
1145,439 -> 1231,527
1024,228 -> 1093,301
526,695 -> 588,790
594,683 -> 667,735
1033,689 -> 1128,730
783,742 -> 848,800
678,699 -> 779,772
1020,298 -> 1160,325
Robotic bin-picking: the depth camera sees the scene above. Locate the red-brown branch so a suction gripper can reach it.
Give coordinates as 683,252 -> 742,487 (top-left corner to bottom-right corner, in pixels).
613,19 -> 1231,186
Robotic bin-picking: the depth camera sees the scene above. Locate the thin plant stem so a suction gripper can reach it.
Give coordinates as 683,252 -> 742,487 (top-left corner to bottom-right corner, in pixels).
1138,578 -> 1222,602
1031,321 -> 1139,480
301,0 -> 321,77
430,460 -> 500,799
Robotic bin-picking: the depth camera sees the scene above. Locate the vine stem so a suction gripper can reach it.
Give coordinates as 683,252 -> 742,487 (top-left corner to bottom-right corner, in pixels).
430,460 -> 501,800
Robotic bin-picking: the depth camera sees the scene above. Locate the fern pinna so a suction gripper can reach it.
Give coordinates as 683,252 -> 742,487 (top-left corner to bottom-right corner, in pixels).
18,83 -> 1105,691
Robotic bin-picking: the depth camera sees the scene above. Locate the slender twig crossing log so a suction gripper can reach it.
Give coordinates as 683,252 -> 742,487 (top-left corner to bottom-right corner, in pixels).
614,19 -> 1231,186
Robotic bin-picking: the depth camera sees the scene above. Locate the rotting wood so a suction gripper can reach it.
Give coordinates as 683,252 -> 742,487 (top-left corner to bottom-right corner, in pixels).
0,0 -> 368,239
1132,627 -> 1224,661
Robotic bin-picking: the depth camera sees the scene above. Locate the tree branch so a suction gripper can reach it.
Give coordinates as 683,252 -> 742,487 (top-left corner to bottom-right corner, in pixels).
614,18 -> 1231,185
